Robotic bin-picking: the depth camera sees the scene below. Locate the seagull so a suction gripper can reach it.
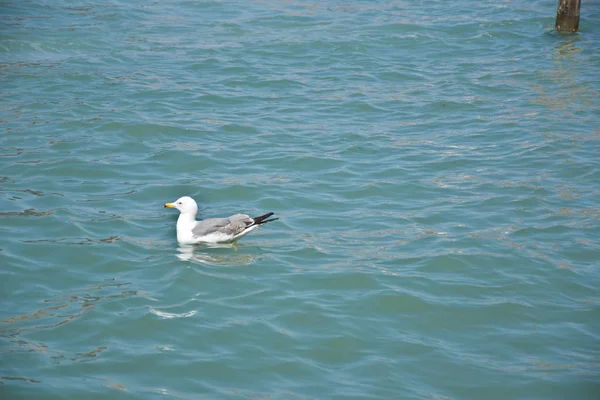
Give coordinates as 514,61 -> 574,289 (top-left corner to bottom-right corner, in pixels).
164,196 -> 278,244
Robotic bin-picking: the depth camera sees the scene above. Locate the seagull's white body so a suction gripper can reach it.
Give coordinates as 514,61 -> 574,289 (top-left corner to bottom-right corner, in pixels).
164,196 -> 277,245
173,211 -> 259,244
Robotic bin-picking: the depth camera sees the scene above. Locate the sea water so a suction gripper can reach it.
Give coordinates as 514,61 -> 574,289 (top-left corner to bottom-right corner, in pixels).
1,1 -> 599,398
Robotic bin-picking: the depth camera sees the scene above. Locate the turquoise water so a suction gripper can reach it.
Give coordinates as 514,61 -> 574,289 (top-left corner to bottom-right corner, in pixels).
2,0 -> 599,398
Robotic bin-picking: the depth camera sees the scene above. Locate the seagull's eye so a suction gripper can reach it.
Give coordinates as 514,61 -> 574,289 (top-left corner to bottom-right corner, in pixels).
178,202 -> 182,205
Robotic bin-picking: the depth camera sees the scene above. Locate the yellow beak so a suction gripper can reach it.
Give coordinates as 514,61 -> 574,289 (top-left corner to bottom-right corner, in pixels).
164,203 -> 176,208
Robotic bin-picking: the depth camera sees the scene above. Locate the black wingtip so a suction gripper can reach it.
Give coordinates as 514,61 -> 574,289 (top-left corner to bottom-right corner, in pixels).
252,212 -> 277,225
258,217 -> 279,225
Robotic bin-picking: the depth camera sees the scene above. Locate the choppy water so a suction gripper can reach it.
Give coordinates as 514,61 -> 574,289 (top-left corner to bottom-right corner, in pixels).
1,1 -> 599,398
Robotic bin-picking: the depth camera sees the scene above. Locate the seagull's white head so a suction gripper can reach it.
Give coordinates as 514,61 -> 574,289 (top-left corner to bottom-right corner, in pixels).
164,196 -> 198,215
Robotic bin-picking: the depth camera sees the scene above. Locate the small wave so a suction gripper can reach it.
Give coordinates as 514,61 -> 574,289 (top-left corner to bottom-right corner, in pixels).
148,308 -> 197,319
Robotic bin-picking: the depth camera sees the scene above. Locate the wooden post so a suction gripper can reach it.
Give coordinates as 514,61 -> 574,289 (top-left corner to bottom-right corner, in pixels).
556,0 -> 581,32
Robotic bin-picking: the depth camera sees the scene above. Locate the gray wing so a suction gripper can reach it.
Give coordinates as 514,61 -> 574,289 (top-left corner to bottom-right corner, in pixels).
192,214 -> 253,237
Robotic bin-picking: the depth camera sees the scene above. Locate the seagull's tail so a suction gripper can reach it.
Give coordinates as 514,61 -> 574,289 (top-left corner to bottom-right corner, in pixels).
251,212 -> 279,226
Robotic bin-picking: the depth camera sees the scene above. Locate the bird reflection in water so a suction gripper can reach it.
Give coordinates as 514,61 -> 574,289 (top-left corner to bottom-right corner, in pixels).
176,244 -> 258,266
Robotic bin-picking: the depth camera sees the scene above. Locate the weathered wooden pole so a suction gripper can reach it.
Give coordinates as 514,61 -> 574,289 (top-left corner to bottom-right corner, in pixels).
556,0 -> 581,32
